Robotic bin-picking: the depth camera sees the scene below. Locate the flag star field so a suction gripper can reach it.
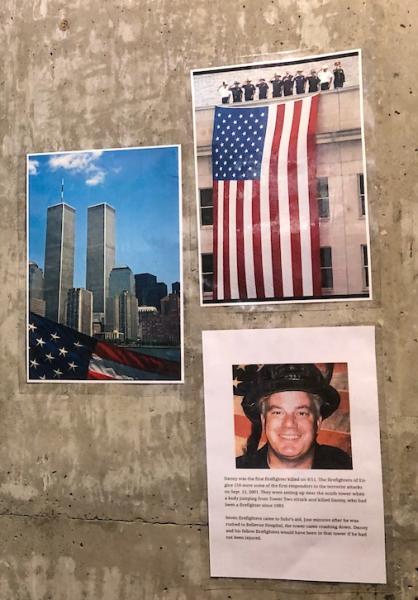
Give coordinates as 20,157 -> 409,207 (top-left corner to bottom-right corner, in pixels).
213,107 -> 268,180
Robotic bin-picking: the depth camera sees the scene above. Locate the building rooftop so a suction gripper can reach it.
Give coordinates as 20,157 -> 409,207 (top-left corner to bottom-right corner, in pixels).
47,202 -> 76,211
87,202 -> 116,211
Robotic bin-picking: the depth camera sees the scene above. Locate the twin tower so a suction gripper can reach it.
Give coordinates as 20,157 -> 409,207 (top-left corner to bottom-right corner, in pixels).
44,202 -> 115,325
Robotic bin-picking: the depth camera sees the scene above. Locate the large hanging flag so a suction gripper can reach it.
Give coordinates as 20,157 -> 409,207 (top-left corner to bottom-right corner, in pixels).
211,94 -> 321,301
27,312 -> 181,382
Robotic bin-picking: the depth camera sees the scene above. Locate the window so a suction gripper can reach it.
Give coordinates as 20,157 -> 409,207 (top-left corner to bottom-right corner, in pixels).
202,253 -> 214,293
361,244 -> 369,288
358,174 -> 366,216
200,188 -> 213,226
320,247 -> 333,288
317,177 -> 329,219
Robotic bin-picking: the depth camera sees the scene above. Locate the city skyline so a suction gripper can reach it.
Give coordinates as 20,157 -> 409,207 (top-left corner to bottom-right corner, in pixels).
28,146 -> 181,288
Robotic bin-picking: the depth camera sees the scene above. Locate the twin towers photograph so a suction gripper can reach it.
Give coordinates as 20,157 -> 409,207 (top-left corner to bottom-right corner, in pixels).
27,146 -> 182,383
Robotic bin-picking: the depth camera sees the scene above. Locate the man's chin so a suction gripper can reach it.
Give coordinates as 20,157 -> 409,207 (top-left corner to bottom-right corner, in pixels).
274,444 -> 304,459
269,443 -> 314,462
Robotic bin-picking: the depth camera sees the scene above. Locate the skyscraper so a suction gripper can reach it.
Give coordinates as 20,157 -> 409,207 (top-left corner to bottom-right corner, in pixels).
161,292 -> 180,317
171,281 -> 180,295
117,290 -> 139,341
86,203 -> 115,322
66,288 -> 93,336
29,261 -> 46,316
109,266 -> 135,298
106,266 -> 136,333
29,261 -> 44,300
44,203 -> 75,324
134,272 -> 168,311
135,273 -> 157,305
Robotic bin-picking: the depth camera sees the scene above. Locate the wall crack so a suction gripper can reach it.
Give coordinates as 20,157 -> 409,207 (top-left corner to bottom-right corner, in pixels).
0,511 -> 207,528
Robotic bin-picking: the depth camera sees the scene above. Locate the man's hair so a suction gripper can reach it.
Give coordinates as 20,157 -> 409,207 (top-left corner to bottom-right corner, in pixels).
258,392 -> 322,419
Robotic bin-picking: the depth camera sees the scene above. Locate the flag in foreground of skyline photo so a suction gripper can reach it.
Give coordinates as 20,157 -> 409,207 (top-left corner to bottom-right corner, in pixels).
28,312 -> 181,382
212,94 -> 321,302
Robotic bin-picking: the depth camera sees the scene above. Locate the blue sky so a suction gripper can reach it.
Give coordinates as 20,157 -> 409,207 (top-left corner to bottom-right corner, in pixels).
28,146 -> 181,288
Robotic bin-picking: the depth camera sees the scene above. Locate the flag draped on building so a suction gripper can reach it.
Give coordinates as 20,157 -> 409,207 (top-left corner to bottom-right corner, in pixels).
28,312 -> 181,381
211,94 -> 321,301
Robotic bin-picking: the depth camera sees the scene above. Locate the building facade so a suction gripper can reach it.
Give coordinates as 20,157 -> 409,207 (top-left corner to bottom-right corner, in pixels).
135,272 -> 168,311
106,266 -> 136,332
29,261 -> 45,316
171,281 -> 180,295
29,261 -> 44,300
44,203 -> 75,322
66,288 -> 93,336
112,290 -> 138,341
29,298 -> 46,317
86,203 -> 116,321
138,293 -> 180,345
161,292 -> 180,317
196,86 -> 369,301
108,266 -> 135,298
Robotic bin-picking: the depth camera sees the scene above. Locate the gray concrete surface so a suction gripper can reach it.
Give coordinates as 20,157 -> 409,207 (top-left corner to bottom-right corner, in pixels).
0,0 -> 417,598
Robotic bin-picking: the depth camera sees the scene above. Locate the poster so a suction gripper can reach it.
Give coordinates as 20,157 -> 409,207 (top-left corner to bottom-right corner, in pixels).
202,327 -> 386,582
191,49 -> 371,306
27,145 -> 183,382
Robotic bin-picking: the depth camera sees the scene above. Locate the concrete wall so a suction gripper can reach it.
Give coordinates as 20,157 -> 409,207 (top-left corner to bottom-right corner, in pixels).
0,1 -> 416,599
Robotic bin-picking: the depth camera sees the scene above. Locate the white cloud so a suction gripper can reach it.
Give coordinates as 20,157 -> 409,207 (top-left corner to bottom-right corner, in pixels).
48,151 -> 103,172
48,151 -> 106,186
28,159 -> 39,175
86,171 -> 105,186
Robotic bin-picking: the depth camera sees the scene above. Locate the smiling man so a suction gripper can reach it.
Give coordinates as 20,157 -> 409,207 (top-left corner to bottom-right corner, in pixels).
235,363 -> 352,469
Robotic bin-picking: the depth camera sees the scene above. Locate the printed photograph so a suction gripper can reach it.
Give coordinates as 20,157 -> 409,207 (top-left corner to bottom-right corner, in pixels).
233,362 -> 352,469
191,49 -> 371,305
27,146 -> 182,382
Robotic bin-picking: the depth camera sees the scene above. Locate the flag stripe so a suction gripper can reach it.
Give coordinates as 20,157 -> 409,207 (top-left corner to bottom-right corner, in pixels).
307,94 -> 321,296
216,181 -> 224,299
229,180 -> 239,299
288,99 -> 303,296
269,103 -> 285,297
212,180 -> 219,300
243,180 -> 256,298
236,180 -> 247,298
297,95 -> 314,296
88,354 -> 175,381
259,105 -> 276,298
87,369 -> 115,380
94,342 -> 180,376
278,102 -> 295,297
223,181 -> 231,299
251,180 -> 265,298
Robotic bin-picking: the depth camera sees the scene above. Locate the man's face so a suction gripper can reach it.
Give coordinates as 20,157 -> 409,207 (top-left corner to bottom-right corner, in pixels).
261,391 -> 322,466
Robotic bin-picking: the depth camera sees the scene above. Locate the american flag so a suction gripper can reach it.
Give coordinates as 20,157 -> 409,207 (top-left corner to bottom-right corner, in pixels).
211,94 -> 321,301
28,312 -> 181,382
